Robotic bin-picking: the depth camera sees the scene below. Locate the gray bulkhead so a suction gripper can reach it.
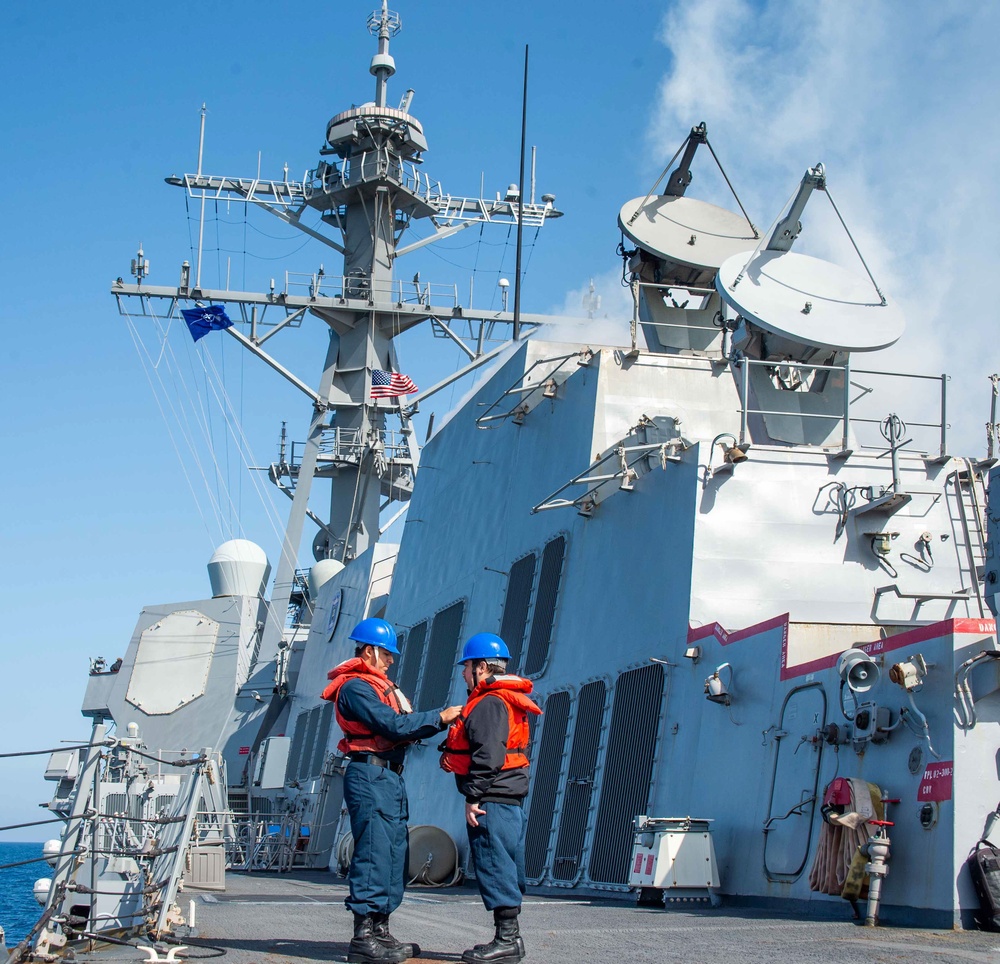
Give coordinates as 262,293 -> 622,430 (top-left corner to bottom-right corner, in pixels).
315,333 -> 1000,926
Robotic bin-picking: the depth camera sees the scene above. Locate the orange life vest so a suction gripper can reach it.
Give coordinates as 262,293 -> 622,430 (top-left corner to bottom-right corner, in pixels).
439,675 -> 541,775
321,657 -> 408,755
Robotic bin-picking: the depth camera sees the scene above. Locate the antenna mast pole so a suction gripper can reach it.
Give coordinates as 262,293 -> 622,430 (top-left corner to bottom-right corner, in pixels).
513,45 -> 528,341
195,104 -> 207,290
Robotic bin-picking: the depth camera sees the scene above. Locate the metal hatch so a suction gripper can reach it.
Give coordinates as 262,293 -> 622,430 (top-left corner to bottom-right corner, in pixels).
762,683 -> 827,880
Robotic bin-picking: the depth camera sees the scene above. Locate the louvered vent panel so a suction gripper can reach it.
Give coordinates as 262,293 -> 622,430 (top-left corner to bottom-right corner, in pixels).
500,554 -> 536,671
387,631 -> 402,683
552,680 -> 606,881
524,690 -> 570,880
523,536 -> 566,675
397,620 -> 427,697
526,705 -> 538,763
588,664 -> 664,883
286,710 -> 309,783
310,700 -> 335,776
416,601 -> 465,711
297,706 -> 321,781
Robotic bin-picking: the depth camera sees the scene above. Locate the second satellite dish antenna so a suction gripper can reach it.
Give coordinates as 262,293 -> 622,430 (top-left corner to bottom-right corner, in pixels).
717,164 -> 904,356
717,250 -> 904,353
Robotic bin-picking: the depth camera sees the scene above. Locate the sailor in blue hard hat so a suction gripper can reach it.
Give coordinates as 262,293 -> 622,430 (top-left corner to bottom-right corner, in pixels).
440,633 -> 541,964
323,617 -> 463,963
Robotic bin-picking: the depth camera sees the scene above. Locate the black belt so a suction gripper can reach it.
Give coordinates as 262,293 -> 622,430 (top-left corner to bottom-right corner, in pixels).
349,752 -> 404,775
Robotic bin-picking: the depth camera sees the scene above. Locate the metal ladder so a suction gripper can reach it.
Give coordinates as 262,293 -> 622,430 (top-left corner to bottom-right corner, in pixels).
949,459 -> 988,617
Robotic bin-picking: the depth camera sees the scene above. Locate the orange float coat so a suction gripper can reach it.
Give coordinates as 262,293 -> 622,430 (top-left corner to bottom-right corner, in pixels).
439,675 -> 541,775
322,657 -> 406,755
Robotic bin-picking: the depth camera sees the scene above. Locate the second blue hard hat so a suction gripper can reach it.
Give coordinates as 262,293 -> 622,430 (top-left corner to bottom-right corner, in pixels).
349,617 -> 400,655
457,632 -> 510,665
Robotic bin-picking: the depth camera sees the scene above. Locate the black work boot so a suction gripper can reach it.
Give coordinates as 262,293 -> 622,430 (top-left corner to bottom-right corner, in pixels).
372,912 -> 420,959
461,907 -> 525,964
348,913 -> 408,964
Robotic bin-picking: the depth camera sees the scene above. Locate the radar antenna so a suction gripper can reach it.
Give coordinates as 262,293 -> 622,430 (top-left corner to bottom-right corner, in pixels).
717,165 -> 903,360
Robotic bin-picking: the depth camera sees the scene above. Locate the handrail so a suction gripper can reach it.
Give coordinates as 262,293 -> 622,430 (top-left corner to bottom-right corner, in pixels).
476,351 -> 586,428
734,357 -> 948,457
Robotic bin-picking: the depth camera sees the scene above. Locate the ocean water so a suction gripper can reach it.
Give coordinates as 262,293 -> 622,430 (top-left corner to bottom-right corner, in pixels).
0,843 -> 45,946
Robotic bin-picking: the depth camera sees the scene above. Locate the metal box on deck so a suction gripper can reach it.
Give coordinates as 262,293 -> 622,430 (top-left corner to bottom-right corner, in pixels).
629,816 -> 719,889
186,844 -> 226,891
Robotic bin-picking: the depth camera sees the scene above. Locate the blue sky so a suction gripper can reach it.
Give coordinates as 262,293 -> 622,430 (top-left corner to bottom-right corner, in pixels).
1,0 -> 997,837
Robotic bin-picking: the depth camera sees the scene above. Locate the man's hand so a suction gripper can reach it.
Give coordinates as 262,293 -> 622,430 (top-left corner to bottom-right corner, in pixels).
466,801 -> 486,827
439,705 -> 463,726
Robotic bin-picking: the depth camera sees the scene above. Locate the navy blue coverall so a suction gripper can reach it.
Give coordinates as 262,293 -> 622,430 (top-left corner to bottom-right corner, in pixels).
457,695 -> 529,910
338,679 -> 445,916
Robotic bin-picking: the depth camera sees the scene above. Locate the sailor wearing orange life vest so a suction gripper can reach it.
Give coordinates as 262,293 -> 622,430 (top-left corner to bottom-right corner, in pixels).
440,633 -> 541,964
322,617 -> 463,964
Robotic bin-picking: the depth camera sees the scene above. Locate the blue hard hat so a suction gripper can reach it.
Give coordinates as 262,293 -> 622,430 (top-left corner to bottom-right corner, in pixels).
349,617 -> 400,655
457,632 -> 510,665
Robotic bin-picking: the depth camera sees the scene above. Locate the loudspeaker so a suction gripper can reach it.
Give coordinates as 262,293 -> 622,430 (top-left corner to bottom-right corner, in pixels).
837,649 -> 880,693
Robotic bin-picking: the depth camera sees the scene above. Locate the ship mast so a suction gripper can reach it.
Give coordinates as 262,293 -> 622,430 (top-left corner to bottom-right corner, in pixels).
110,3 -> 562,667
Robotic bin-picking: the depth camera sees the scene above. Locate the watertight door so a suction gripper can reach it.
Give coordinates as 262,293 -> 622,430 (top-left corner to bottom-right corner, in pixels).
762,684 -> 827,880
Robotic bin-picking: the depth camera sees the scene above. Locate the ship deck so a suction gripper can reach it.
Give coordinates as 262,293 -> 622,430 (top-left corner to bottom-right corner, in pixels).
79,871 -> 1000,964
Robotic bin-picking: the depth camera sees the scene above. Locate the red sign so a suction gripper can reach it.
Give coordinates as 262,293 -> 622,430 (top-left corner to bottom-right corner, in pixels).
918,761 -> 953,801
238,746 -> 251,755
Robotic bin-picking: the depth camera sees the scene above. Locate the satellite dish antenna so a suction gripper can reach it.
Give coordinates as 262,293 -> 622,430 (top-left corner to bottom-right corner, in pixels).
717,164 -> 904,356
717,250 -> 904,353
619,123 -> 758,286
619,195 -> 758,274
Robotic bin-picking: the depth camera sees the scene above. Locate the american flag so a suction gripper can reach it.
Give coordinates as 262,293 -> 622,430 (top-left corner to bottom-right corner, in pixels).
371,368 -> 418,398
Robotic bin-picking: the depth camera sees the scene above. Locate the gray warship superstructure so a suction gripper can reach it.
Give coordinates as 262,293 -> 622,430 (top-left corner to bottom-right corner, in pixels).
11,4 -> 1000,957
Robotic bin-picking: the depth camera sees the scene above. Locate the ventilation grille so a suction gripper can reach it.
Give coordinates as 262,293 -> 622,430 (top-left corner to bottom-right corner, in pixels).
589,664 -> 664,884
397,620 -> 427,697
310,701 -> 335,776
524,690 -> 570,880
416,601 -> 465,711
501,554 -> 536,671
552,680 -> 606,881
523,536 -> 566,675
297,706 -> 322,782
286,710 -> 309,783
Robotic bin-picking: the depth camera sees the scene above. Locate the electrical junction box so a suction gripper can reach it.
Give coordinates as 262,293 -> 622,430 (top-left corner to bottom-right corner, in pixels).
629,816 -> 719,889
44,750 -> 79,782
254,736 -> 291,789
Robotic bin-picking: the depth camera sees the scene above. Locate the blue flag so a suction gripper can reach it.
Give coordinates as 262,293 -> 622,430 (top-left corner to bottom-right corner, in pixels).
181,304 -> 233,342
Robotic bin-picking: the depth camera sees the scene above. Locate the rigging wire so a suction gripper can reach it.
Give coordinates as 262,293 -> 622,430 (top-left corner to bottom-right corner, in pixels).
159,328 -> 294,652
200,347 -> 287,545
123,311 -> 219,546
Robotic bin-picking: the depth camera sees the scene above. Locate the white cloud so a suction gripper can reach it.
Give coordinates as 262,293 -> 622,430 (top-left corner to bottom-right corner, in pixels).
649,0 -> 1000,455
